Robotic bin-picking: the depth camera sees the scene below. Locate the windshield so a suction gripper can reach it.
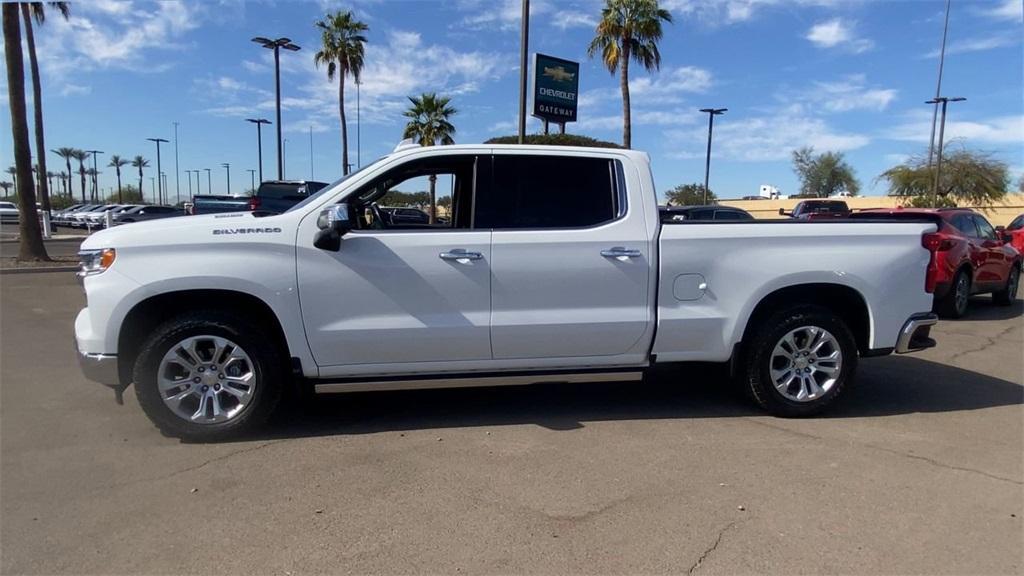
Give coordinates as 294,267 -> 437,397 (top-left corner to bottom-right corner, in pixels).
283,158 -> 385,214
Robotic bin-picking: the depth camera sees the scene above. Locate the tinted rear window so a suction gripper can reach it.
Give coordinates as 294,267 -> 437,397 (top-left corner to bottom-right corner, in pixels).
258,183 -> 303,200
477,155 -> 618,229
849,212 -> 942,225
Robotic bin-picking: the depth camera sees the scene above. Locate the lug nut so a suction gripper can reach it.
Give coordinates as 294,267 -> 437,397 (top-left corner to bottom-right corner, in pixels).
218,373 -> 225,379
214,384 -> 221,391
201,385 -> 209,392
197,367 -> 205,373
193,377 -> 201,384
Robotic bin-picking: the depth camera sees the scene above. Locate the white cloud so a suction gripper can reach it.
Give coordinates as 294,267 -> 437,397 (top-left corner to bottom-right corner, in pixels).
982,0 -> 1023,21
666,105 -> 870,161
663,0 -> 843,24
885,112 -> 1024,145
59,84 -> 91,98
805,18 -> 873,53
457,0 -> 552,31
551,10 -> 598,30
925,33 -> 1020,57
809,75 -> 897,112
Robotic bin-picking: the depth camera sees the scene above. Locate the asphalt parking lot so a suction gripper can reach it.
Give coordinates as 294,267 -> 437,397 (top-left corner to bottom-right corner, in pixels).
1,271 -> 1021,575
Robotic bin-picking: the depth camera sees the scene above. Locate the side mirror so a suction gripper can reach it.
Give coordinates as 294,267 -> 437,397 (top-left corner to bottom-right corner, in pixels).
778,208 -> 789,216
314,203 -> 350,252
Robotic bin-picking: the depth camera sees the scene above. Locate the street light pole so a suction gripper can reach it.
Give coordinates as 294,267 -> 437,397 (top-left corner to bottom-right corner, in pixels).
204,168 -> 211,195
699,108 -> 727,205
517,0 -> 530,144
246,118 -> 271,183
309,125 -> 314,180
147,137 -> 168,204
86,150 -> 103,201
927,0 -> 952,169
252,37 -> 300,180
247,169 -> 256,192
356,78 -> 361,168
186,170 -> 193,198
222,163 -> 231,195
925,96 -> 965,207
173,121 -> 181,204
283,138 -> 288,179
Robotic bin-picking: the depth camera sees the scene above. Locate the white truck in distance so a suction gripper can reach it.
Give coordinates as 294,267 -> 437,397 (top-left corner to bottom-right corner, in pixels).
76,144 -> 939,440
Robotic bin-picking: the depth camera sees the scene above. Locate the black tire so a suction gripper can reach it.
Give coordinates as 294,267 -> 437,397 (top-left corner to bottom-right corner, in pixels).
133,310 -> 285,441
993,265 -> 1020,306
740,305 -> 858,417
937,268 -> 971,318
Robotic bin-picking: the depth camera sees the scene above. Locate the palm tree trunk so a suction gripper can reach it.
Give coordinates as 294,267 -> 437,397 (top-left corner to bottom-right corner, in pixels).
339,66 -> 349,176
137,167 -> 143,199
620,43 -> 631,149
3,4 -> 48,261
64,157 -> 71,199
20,5 -> 51,216
78,162 -> 86,202
428,173 -> 437,224
116,168 -> 122,203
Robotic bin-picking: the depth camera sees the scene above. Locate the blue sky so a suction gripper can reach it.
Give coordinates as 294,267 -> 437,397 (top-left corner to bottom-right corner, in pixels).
1,0 -> 1021,201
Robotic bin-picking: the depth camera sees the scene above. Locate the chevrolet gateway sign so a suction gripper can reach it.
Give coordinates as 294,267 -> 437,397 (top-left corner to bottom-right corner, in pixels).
532,53 -> 579,124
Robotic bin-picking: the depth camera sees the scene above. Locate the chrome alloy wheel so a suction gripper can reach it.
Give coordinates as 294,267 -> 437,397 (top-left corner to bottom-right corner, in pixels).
157,335 -> 257,424
769,326 -> 843,402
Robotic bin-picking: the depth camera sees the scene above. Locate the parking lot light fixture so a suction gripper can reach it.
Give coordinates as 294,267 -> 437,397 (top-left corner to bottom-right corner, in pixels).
699,108 -> 727,205
147,138 -> 169,204
251,37 -> 300,180
246,118 -> 271,184
925,97 -> 965,207
221,163 -> 231,195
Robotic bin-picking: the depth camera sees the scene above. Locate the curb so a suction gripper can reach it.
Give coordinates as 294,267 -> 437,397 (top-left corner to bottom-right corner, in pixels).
0,266 -> 78,275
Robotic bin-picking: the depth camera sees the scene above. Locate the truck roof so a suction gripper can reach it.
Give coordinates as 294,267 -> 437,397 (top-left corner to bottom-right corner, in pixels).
387,143 -> 651,164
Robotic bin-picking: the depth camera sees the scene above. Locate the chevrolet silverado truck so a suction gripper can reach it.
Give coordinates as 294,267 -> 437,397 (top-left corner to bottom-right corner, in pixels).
75,144 -> 939,440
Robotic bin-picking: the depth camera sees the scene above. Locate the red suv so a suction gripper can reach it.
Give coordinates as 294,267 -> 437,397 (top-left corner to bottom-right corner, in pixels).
851,208 -> 1021,318
1000,213 -> 1024,254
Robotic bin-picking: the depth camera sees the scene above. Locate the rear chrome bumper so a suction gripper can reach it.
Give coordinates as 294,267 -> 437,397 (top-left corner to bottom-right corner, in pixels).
895,313 -> 938,354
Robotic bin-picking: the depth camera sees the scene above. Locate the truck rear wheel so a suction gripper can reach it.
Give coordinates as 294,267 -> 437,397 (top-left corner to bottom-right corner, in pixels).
741,305 -> 857,417
133,311 -> 284,441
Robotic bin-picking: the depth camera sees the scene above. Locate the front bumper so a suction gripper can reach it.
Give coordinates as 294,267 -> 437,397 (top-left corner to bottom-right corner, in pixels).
895,312 -> 938,354
77,348 -> 120,387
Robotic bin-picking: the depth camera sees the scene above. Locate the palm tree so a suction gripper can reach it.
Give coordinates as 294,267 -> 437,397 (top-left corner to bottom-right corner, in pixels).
6,166 -> 17,191
52,146 -> 75,199
402,92 -> 457,224
0,181 -> 12,196
57,171 -> 67,196
132,156 -> 149,202
108,155 -> 129,203
45,170 -> 54,192
3,3 -> 48,260
85,167 -> 99,200
588,0 -> 672,149
314,10 -> 368,176
20,2 -> 70,216
70,149 -> 89,202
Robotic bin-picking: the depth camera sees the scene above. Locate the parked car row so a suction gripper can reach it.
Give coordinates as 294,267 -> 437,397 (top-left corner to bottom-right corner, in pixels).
52,203 -> 184,229
186,180 -> 328,215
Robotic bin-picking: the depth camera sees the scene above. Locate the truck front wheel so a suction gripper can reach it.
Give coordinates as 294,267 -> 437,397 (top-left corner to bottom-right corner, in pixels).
133,311 -> 284,441
741,305 -> 857,417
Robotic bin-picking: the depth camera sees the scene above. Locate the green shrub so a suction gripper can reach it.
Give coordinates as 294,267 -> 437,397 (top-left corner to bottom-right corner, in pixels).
484,134 -> 622,149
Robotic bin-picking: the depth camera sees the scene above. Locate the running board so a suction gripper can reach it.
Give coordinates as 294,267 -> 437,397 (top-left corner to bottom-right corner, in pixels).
313,370 -> 644,394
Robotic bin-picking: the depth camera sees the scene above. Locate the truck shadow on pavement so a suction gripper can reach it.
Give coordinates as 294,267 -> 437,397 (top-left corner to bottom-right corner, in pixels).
249,356 -> 1023,442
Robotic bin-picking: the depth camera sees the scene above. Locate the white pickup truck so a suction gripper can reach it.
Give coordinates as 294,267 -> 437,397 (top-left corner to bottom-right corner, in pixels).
75,144 -> 939,440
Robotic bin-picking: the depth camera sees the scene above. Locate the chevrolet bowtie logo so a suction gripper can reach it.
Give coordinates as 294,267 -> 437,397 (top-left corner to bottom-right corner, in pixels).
543,66 -> 575,83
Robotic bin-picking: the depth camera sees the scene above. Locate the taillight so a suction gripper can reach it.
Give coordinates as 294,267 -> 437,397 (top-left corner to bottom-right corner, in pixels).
921,233 -> 955,294
248,196 -> 261,211
922,233 -> 954,252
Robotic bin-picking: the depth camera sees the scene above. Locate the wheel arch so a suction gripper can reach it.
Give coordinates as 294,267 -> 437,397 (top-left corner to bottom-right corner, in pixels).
117,289 -> 294,387
738,283 -> 872,356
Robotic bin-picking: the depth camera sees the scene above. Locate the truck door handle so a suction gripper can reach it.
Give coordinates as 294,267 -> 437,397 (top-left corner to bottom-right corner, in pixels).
601,247 -> 642,258
439,249 -> 483,261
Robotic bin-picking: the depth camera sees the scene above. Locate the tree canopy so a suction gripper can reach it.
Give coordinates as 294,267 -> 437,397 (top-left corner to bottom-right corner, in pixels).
664,183 -> 716,206
484,134 -> 622,148
791,147 -> 860,198
878,147 -> 1010,207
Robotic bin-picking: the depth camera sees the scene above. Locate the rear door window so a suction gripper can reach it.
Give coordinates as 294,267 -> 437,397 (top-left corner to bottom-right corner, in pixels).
972,215 -> 997,240
477,155 -> 620,229
952,214 -> 979,237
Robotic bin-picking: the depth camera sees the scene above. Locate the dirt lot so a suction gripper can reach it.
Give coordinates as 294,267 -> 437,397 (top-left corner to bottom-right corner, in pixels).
1,271 -> 1021,575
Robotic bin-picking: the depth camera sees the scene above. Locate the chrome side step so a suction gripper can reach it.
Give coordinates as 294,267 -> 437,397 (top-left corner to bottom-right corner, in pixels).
314,370 -> 644,394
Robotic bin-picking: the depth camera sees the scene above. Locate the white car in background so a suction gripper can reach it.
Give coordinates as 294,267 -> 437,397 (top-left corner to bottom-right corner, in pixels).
0,201 -> 18,223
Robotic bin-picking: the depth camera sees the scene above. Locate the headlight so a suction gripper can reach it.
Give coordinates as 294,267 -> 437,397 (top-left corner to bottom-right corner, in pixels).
78,248 -> 116,276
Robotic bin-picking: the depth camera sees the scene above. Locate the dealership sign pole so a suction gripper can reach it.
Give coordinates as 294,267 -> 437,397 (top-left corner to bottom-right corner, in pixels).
531,53 -> 579,135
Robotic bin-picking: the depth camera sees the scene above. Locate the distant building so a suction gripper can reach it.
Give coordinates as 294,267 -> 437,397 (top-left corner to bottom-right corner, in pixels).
759,184 -> 784,199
